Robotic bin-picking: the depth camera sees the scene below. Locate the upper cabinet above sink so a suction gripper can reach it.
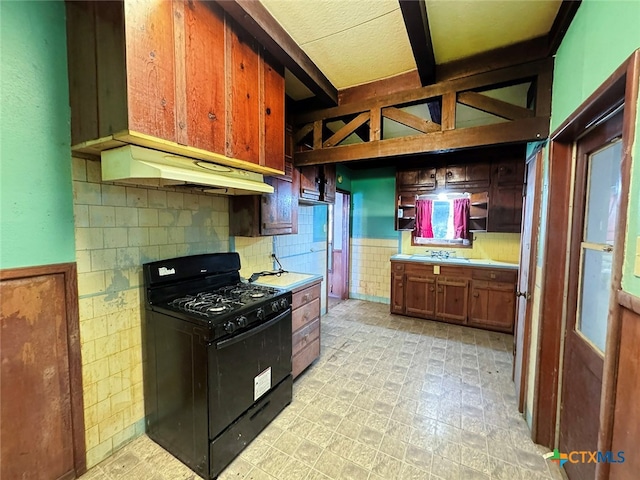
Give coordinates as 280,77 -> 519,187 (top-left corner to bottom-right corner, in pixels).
65,0 -> 285,176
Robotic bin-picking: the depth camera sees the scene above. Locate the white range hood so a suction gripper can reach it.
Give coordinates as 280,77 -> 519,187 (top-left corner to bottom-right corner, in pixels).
101,145 -> 274,195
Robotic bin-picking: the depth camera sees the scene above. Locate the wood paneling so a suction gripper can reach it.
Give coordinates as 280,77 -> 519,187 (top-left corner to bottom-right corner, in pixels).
124,0 -> 177,142
0,263 -> 85,478
609,302 -> 640,479
215,0 -> 337,106
262,54 -> 285,171
184,0 -> 226,153
227,20 -> 260,164
338,70 -> 421,105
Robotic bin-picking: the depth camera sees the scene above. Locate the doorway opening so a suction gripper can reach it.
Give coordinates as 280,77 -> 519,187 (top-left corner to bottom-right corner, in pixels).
328,190 -> 350,308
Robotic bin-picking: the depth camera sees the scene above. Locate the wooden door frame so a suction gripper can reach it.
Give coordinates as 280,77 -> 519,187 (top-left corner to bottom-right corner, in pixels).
0,262 -> 87,476
516,146 -> 544,413
336,189 -> 351,299
532,49 -> 639,466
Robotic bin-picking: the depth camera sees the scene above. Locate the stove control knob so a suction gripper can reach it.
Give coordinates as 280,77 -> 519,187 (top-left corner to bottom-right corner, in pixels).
279,298 -> 289,309
224,320 -> 237,334
256,308 -> 265,320
236,316 -> 248,328
271,301 -> 279,313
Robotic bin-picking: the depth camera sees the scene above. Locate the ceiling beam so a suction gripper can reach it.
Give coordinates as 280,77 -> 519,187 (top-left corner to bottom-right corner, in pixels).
399,0 -> 436,85
547,0 -> 582,56
214,0 -> 338,106
294,116 -> 550,166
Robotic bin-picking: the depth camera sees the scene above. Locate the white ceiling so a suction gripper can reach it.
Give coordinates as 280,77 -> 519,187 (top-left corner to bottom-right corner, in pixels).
259,0 -> 562,101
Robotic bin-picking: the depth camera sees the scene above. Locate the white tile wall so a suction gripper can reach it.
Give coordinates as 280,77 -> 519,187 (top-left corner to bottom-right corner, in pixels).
275,206 -> 328,313
72,157 -> 230,468
349,238 -> 397,303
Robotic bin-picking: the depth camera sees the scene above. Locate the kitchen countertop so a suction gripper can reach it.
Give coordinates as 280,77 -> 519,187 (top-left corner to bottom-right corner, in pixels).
251,272 -> 323,291
390,254 -> 518,270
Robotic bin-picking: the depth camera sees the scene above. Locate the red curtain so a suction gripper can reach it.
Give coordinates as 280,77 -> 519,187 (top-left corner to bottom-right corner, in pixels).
453,198 -> 470,239
415,199 -> 434,238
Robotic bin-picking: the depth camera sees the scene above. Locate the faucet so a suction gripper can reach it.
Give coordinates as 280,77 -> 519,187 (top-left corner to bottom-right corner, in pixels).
430,250 -> 450,259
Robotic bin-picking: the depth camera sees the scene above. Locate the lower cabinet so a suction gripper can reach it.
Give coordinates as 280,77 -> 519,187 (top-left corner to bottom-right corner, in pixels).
391,261 -> 517,333
291,280 -> 321,379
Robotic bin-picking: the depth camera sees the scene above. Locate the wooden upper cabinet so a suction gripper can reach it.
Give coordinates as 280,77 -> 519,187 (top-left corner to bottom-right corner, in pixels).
322,164 -> 336,203
228,22 -> 260,164
66,0 -> 285,175
124,0 -> 177,142
299,165 -> 321,202
298,164 -> 335,203
445,162 -> 490,188
397,168 -> 436,190
262,55 -> 285,172
183,0 -> 226,153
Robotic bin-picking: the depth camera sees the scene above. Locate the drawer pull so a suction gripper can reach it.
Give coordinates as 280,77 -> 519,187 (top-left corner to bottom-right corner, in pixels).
429,286 -> 435,292
303,312 -> 310,320
302,293 -> 310,302
490,273 -> 496,279
473,292 -> 479,298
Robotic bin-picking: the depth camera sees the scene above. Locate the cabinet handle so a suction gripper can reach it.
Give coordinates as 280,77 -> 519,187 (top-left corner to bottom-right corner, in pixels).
302,293 -> 310,302
266,107 -> 271,115
473,292 -> 479,298
446,171 -> 453,177
429,286 -> 435,292
303,312 -> 310,320
490,273 -> 496,279
437,287 -> 443,293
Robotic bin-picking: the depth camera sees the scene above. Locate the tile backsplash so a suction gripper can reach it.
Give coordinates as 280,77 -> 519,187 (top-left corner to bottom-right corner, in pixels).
73,157 -> 230,467
400,231 -> 521,263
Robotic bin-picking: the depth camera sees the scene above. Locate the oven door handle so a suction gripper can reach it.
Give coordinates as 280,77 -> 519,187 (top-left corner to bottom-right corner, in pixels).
215,308 -> 291,350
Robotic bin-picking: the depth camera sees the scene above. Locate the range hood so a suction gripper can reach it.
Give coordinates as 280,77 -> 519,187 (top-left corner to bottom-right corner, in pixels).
101,145 -> 274,195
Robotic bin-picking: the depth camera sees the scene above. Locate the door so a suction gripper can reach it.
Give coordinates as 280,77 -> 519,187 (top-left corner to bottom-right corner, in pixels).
559,112 -> 623,480
435,277 -> 468,323
328,191 -> 350,301
514,149 -> 542,412
405,273 -> 436,317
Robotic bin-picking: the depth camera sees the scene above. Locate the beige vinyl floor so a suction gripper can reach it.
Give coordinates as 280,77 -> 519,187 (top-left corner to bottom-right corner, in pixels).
79,299 -> 563,480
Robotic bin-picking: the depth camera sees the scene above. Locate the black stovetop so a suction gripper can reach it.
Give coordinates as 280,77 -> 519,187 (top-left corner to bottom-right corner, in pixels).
165,283 -> 283,319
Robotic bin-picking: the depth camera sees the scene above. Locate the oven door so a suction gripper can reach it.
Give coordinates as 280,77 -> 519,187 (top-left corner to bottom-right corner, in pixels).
208,308 -> 292,439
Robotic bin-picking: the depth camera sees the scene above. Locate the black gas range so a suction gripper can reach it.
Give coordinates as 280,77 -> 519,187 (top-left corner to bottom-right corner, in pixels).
142,253 -> 292,479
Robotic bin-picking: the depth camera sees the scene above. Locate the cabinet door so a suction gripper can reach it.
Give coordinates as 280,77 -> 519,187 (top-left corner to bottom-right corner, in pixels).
262,54 -> 285,172
124,0 -> 177,142
487,184 -> 523,233
494,158 -> 525,185
469,280 -> 515,332
299,165 -> 321,201
228,20 -> 260,164
261,177 -> 295,235
397,169 -> 419,187
405,274 -> 436,317
445,165 -> 466,185
436,277 -> 468,323
467,162 -> 491,185
391,273 -> 405,314
322,164 -> 336,203
184,0 -> 226,154
418,168 -> 437,189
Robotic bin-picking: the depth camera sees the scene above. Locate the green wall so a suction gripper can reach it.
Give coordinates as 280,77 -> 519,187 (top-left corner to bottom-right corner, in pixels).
551,0 -> 640,294
0,0 -> 75,269
336,164 -> 353,191
351,167 -> 397,239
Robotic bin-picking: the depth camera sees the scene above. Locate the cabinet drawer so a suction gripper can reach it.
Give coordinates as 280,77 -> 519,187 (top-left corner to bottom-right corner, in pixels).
292,283 -> 321,309
292,317 -> 320,356
292,338 -> 320,379
471,269 -> 517,283
392,262 -> 405,273
292,298 -> 320,331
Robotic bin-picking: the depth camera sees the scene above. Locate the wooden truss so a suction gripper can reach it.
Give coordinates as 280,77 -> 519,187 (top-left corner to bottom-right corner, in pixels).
292,58 -> 553,166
